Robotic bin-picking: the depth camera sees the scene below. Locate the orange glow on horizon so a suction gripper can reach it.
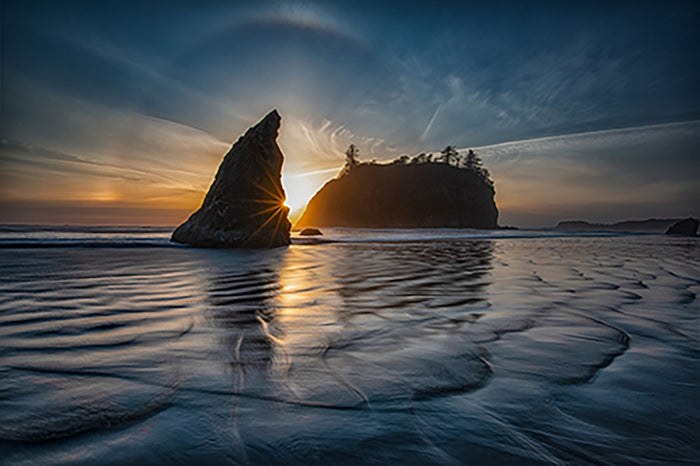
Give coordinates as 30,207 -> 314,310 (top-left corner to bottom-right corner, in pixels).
281,172 -> 319,224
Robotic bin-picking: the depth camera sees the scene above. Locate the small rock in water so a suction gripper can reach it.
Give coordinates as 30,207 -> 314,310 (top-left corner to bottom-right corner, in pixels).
665,218 -> 698,236
299,228 -> 323,236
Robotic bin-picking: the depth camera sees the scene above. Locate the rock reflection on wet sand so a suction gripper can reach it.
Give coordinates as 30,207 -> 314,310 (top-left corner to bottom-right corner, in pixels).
0,236 -> 698,464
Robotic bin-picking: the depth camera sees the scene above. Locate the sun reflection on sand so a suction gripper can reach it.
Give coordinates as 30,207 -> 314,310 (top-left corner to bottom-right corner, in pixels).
270,246 -> 338,353
0,236 -> 698,463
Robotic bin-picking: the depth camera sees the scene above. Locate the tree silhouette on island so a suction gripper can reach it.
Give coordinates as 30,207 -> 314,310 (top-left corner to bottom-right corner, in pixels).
340,144 -> 493,187
338,144 -> 493,186
297,144 -> 499,229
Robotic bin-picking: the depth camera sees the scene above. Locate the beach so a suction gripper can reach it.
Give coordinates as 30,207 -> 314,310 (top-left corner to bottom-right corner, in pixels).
0,228 -> 698,464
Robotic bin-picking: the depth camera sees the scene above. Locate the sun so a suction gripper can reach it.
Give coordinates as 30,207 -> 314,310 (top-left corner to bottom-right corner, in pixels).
281,172 -> 310,217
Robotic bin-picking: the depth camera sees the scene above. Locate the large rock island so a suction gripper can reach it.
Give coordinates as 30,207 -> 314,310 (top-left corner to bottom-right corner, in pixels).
171,110 -> 291,248
296,162 -> 499,229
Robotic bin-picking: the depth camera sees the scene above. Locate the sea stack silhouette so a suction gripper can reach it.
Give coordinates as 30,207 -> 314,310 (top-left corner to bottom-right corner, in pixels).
665,218 -> 699,236
171,110 -> 291,248
297,163 -> 498,229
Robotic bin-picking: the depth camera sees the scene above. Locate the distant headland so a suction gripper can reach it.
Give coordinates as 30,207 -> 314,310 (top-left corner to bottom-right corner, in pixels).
555,218 -> 691,233
296,145 -> 499,229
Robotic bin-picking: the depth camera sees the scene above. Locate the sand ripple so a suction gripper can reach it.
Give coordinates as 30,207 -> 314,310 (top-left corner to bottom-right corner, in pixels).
0,236 -> 698,464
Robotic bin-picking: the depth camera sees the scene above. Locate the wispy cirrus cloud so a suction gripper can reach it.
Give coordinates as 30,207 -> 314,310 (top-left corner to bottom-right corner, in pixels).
471,120 -> 699,165
466,120 -> 700,226
0,90 -> 230,220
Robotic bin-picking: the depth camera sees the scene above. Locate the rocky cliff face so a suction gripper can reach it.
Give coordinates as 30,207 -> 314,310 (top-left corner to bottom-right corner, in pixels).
665,218 -> 698,236
171,110 -> 291,248
296,163 -> 498,229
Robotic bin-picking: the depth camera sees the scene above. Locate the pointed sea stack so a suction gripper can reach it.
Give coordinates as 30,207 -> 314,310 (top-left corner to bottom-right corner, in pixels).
171,110 -> 291,248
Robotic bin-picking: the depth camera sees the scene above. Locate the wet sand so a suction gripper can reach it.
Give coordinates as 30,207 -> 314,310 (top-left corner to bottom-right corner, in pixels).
0,233 -> 698,464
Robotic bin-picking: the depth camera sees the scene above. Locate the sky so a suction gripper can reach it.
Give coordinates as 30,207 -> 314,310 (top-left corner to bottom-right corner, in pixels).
0,0 -> 698,227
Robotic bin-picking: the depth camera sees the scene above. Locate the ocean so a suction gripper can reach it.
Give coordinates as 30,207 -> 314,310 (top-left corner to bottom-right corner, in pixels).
0,226 -> 698,464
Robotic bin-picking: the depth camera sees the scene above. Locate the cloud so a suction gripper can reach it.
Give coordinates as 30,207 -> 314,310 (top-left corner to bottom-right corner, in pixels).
471,120 -> 699,160
419,104 -> 441,142
465,120 -> 700,226
280,116 -> 395,173
0,90 -> 231,218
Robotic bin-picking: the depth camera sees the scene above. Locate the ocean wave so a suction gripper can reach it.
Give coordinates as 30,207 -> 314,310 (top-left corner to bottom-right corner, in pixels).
0,226 -> 667,250
0,240 -> 178,249
0,225 -> 175,234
